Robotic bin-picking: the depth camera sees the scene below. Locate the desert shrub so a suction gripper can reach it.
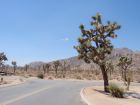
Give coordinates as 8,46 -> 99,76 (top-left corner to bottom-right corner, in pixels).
37,73 -> 44,79
1,78 -> 3,82
108,83 -> 124,98
76,75 -> 82,80
47,76 -> 54,80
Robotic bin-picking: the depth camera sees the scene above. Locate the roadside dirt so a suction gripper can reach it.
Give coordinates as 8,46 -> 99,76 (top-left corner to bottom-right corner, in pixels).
81,86 -> 140,105
0,76 -> 26,87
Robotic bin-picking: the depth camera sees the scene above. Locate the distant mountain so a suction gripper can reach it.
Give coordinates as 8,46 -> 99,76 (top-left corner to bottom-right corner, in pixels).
28,61 -> 45,68
28,48 -> 140,70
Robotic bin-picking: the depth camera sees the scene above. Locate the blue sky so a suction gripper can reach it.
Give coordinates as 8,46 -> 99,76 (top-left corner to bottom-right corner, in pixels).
0,0 -> 140,66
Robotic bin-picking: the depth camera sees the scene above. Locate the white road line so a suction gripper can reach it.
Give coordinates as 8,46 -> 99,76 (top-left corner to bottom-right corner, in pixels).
0,87 -> 51,105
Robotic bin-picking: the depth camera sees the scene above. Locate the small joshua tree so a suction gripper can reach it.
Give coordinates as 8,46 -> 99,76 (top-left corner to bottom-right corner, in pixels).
24,64 -> 29,72
118,56 -> 132,81
74,13 -> 121,92
11,61 -> 17,74
61,61 -> 70,78
0,52 -> 8,73
0,52 -> 7,62
53,60 -> 61,78
106,61 -> 114,79
43,63 -> 51,74
118,56 -> 132,90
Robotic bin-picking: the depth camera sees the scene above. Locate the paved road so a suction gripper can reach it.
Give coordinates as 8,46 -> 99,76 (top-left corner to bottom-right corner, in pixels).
0,79 -> 104,105
0,79 -> 140,105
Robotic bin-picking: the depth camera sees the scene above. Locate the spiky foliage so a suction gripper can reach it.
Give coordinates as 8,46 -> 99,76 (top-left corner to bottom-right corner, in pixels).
43,63 -> 51,74
0,52 -> 7,72
74,13 -> 120,92
118,56 -> 132,90
11,61 -> 17,74
0,52 -> 7,62
53,60 -> 61,78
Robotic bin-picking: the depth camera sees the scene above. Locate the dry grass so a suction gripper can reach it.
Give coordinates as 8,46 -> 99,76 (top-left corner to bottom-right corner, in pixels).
4,68 -> 140,82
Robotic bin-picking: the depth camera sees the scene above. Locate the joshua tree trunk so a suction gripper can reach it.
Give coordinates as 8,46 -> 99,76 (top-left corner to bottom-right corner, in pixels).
47,68 -> 49,74
100,64 -> 109,92
109,70 -> 111,78
55,68 -> 58,78
62,69 -> 65,78
43,69 -> 46,74
124,69 -> 127,81
14,66 -> 16,74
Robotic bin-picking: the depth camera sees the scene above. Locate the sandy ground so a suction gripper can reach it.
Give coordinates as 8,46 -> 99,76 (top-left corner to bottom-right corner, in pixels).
82,85 -> 140,105
0,76 -> 27,87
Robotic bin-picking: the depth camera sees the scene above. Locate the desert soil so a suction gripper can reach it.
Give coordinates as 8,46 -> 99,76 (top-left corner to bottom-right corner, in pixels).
82,85 -> 140,105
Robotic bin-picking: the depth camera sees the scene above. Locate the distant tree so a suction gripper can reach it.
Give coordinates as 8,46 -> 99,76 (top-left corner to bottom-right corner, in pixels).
74,13 -> 121,92
38,65 -> 41,71
42,63 -> 51,74
0,52 -> 8,73
11,61 -> 17,74
61,61 -> 69,78
118,56 -> 132,90
24,64 -> 29,72
53,60 -> 61,77
118,56 -> 132,81
106,61 -> 114,79
0,52 -> 7,62
0,62 -> 5,72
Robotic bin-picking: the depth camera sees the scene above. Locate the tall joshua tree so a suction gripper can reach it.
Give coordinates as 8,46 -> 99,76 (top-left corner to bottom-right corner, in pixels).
53,60 -> 61,78
74,13 -> 121,92
12,61 -> 17,74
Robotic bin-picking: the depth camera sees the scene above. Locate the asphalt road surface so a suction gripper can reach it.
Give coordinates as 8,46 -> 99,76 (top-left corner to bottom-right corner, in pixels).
0,79 -> 139,105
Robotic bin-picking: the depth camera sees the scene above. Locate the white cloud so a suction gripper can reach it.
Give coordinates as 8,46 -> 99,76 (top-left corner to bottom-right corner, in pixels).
61,37 -> 69,41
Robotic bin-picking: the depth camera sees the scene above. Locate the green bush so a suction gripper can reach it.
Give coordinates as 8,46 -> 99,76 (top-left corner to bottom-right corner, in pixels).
108,83 -> 124,98
37,73 -> 44,79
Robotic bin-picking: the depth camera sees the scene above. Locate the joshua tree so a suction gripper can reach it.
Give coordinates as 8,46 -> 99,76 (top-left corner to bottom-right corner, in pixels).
11,61 -> 17,74
24,64 -> 29,72
42,63 -> 51,74
0,52 -> 7,73
61,61 -> 69,78
74,13 -> 121,92
118,56 -> 132,90
118,56 -> 132,81
106,61 -> 114,79
0,52 -> 7,62
53,60 -> 61,77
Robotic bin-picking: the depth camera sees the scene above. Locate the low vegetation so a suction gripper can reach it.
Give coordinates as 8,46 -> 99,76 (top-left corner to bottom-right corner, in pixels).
37,73 -> 44,79
108,83 -> 124,98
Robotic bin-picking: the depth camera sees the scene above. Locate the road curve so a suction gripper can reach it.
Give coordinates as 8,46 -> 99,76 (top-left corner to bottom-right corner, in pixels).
0,79 -> 104,105
1,79 -> 139,105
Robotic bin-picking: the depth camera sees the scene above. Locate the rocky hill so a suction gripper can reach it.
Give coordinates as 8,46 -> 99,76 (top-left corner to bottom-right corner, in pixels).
28,48 -> 140,71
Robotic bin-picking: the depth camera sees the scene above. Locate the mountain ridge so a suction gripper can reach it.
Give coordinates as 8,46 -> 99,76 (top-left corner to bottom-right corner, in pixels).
28,48 -> 140,71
